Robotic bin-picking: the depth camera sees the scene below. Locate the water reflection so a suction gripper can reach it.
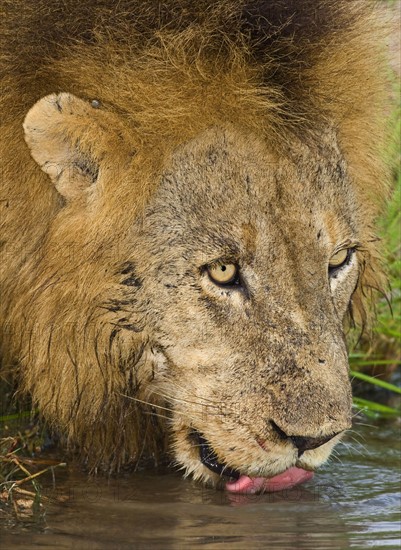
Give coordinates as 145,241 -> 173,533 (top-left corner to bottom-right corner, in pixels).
1,422 -> 400,549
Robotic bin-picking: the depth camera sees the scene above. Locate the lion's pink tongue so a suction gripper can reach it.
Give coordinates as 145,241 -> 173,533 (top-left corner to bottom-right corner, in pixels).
225,467 -> 314,494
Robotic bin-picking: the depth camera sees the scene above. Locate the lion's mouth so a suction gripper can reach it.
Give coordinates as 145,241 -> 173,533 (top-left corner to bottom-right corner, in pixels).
193,430 -> 314,494
195,431 -> 240,480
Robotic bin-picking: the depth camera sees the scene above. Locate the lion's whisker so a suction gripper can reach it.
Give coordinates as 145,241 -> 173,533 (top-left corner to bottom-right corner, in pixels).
151,390 -> 223,411
120,393 -> 175,414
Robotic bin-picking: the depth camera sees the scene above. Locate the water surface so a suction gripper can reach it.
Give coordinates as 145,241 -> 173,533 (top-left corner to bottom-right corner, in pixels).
1,422 -> 400,549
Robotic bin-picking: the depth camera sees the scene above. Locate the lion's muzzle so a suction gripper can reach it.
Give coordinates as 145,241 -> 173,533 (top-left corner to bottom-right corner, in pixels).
270,421 -> 341,458
191,429 -> 317,494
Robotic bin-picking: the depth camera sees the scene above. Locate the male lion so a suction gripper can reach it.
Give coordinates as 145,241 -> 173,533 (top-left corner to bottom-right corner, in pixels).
0,1 -> 390,493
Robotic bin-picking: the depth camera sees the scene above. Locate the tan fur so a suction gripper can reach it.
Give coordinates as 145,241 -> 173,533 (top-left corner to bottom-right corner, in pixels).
0,1 -> 393,482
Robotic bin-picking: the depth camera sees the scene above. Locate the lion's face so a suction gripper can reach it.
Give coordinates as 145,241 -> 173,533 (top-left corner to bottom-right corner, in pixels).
20,93 -> 358,490
127,126 -> 355,484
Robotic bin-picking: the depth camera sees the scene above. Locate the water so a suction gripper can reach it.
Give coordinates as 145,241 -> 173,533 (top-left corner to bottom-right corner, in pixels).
1,422 -> 400,549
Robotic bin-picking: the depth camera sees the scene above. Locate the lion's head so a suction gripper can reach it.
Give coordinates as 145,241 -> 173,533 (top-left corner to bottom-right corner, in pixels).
18,90 -> 379,491
1,0 -> 391,493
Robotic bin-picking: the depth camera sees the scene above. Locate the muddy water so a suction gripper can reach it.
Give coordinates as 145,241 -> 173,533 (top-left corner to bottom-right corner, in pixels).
1,422 -> 400,549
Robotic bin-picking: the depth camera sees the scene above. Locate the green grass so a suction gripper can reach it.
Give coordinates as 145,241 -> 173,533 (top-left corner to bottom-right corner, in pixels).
349,97 -> 401,418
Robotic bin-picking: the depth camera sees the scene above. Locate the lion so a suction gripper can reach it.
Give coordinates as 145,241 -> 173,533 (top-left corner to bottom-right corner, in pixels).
0,0 -> 391,493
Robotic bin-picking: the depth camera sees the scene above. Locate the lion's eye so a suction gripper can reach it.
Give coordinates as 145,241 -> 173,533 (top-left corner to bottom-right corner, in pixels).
328,248 -> 352,272
208,263 -> 239,285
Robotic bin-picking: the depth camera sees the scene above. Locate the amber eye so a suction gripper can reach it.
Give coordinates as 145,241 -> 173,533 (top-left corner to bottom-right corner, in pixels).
329,248 -> 351,271
208,263 -> 238,285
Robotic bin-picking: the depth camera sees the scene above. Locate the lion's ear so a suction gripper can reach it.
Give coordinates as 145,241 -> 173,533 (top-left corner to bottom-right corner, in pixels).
23,93 -> 129,201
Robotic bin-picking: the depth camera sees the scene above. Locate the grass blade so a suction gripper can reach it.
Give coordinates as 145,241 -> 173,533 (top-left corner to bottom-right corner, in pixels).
350,369 -> 401,394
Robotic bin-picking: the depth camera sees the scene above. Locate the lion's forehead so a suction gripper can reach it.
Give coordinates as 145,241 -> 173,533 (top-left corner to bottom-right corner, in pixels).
143,127 -> 357,255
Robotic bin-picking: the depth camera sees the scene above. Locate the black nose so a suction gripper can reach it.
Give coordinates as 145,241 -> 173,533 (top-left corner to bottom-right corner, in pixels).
270,421 -> 339,457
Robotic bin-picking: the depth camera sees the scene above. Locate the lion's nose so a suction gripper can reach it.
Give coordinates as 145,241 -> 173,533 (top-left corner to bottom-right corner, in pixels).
289,434 -> 338,457
270,421 -> 339,457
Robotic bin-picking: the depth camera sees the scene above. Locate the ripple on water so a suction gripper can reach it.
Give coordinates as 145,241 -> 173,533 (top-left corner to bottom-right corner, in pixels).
0,422 -> 400,550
